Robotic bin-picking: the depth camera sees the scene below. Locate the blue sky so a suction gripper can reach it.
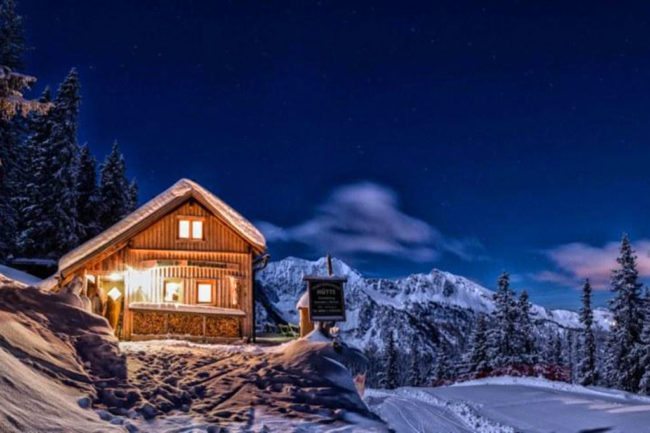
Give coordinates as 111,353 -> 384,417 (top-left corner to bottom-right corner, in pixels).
20,0 -> 650,309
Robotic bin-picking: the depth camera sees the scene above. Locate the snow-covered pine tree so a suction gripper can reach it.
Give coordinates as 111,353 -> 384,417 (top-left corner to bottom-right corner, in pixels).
14,87 -> 50,256
16,70 -> 81,258
127,178 -> 138,212
578,279 -> 598,386
434,348 -> 450,383
466,313 -> 489,375
634,290 -> 650,394
549,332 -> 563,366
0,0 -> 30,262
98,141 -> 137,230
0,0 -> 24,70
514,290 -> 537,365
488,272 -> 517,369
75,144 -> 100,242
382,331 -> 398,390
604,234 -> 644,392
407,336 -> 421,386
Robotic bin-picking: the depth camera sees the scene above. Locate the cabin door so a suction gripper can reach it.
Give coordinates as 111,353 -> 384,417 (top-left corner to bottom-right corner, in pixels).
100,276 -> 125,337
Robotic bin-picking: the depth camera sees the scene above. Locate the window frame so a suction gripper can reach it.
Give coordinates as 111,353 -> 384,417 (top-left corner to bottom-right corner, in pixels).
163,278 -> 184,303
196,279 -> 215,305
176,216 -> 205,241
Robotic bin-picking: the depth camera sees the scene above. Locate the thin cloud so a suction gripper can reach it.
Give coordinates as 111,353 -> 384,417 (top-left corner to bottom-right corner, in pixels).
257,182 -> 483,263
536,239 -> 650,290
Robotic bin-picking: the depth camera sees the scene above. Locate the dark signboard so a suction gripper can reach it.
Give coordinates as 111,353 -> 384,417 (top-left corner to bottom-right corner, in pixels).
305,277 -> 346,322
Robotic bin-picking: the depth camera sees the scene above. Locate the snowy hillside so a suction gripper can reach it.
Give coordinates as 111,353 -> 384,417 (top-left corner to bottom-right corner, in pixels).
256,257 -> 612,383
366,377 -> 650,432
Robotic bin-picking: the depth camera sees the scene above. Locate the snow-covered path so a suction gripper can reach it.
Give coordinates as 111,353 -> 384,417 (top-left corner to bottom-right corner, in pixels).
366,378 -> 650,433
366,392 -> 474,433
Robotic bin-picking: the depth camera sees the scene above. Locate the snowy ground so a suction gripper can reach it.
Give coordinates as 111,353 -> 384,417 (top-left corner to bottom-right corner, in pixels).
117,338 -> 386,432
366,377 -> 650,433
0,281 -> 387,432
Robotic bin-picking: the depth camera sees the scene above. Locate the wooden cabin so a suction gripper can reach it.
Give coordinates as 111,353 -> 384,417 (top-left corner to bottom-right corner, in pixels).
55,178 -> 267,342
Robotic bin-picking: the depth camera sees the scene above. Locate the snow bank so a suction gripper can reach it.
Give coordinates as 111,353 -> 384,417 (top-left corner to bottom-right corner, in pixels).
0,284 -> 126,432
119,336 -> 386,432
452,375 -> 650,402
0,264 -> 41,286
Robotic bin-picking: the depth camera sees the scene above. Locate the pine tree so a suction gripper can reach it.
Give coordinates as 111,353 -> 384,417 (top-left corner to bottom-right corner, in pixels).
466,314 -> 489,375
127,178 -> 138,212
605,234 -> 644,392
0,0 -> 29,262
488,272 -> 517,369
98,141 -> 137,230
382,331 -> 398,390
434,348 -> 450,383
407,336 -> 421,386
634,291 -> 650,394
514,290 -> 537,365
549,332 -> 564,366
17,70 -> 81,257
578,279 -> 598,386
14,87 -> 50,255
76,144 -> 100,241
0,0 -> 25,70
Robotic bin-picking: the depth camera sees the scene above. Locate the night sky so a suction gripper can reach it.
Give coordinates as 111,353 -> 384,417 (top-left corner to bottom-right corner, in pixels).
20,1 -> 650,309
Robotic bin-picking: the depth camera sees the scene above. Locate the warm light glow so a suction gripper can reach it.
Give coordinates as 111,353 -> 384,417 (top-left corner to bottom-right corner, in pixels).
107,287 -> 122,301
178,220 -> 190,238
164,281 -> 182,302
108,272 -> 123,282
192,220 -> 203,239
197,283 -> 212,303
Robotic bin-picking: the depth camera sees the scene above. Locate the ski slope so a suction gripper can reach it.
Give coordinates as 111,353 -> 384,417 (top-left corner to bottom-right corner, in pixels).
366,377 -> 650,433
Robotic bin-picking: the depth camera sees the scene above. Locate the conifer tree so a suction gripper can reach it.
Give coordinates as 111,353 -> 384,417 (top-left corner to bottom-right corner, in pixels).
76,144 -> 100,241
17,70 -> 81,257
515,290 -> 537,365
0,0 -> 26,261
382,331 -> 398,390
605,234 -> 644,392
466,314 -> 489,375
14,87 -> 50,255
407,336 -> 421,386
0,0 -> 25,70
98,141 -> 137,230
578,279 -> 598,386
434,348 -> 450,383
548,332 -> 563,366
488,272 -> 517,368
634,290 -> 650,394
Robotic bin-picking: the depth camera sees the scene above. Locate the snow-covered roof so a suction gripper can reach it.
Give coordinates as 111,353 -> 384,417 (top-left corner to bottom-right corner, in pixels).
59,178 -> 266,274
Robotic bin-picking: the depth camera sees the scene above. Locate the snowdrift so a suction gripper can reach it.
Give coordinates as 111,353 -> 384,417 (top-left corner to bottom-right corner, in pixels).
0,284 -> 127,432
119,336 -> 386,431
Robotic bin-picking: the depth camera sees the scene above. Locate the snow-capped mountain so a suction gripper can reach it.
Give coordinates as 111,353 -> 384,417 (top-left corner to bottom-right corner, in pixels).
255,257 -> 611,384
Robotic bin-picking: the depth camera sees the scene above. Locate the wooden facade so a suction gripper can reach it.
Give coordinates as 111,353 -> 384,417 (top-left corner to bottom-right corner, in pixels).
56,179 -> 266,342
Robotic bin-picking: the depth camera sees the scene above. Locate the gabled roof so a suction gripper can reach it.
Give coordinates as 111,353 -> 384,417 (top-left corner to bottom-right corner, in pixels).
59,178 -> 266,274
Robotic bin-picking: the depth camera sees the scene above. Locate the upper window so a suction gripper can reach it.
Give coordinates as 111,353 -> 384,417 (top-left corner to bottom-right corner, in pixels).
178,218 -> 203,240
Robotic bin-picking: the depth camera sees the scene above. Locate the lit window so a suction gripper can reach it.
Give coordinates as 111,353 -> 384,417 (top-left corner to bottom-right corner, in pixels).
197,282 -> 213,303
178,220 -> 190,238
192,220 -> 203,239
178,218 -> 203,239
164,280 -> 183,303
